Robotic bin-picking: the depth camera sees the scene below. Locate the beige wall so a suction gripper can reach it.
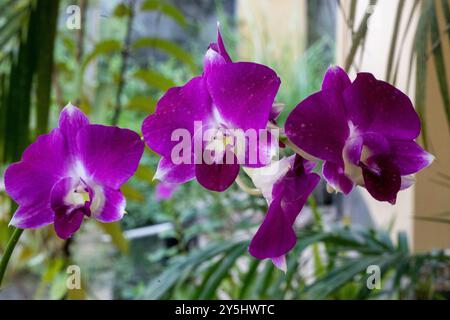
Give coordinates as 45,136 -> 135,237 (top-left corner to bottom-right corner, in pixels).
414,1 -> 450,251
336,0 -> 450,250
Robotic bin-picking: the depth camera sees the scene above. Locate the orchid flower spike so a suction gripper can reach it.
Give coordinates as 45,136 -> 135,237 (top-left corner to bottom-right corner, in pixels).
4,104 -> 144,239
285,66 -> 434,204
142,25 -> 281,192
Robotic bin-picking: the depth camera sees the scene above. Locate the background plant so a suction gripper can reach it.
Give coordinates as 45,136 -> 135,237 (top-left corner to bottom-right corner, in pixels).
0,0 -> 449,299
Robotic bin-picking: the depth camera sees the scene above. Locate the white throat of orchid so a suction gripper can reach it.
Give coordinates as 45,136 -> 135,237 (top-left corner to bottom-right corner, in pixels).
65,161 -> 106,216
342,122 -> 367,187
64,181 -> 90,208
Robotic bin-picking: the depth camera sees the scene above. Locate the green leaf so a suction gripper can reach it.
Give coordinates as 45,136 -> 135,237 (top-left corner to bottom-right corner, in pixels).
121,183 -> 145,202
132,37 -> 197,72
238,258 -> 260,299
142,241 -> 243,299
397,231 -> 409,254
305,256 -> 381,299
135,164 -> 155,184
81,40 -> 122,74
413,0 -> 432,148
385,0 -> 405,82
441,0 -> 450,43
133,69 -> 175,91
35,0 -> 60,135
113,3 -> 131,17
140,0 -> 186,27
126,95 -> 156,113
344,0 -> 378,72
50,272 -> 67,300
430,0 -> 450,129
392,0 -> 419,86
97,221 -> 129,253
197,243 -> 246,299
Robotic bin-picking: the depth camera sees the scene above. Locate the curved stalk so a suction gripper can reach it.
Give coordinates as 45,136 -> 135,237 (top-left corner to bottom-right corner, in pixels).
283,138 -> 319,162
235,176 -> 262,196
0,227 -> 23,287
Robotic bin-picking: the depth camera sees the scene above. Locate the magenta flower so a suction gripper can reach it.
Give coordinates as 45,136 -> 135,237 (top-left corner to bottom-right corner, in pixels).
246,155 -> 320,271
142,27 -> 281,192
155,182 -> 179,201
4,104 -> 144,239
285,66 -> 434,204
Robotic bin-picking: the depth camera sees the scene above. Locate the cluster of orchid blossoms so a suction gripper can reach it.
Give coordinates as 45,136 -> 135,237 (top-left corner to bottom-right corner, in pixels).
4,27 -> 434,272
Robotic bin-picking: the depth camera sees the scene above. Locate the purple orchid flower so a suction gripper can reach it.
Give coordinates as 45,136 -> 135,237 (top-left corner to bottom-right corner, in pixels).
155,182 -> 179,201
142,27 -> 281,192
4,104 -> 144,239
285,66 -> 434,204
245,155 -> 320,271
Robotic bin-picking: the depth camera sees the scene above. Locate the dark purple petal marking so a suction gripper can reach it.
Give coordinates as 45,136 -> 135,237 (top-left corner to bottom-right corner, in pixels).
361,155 -> 401,204
54,208 -> 85,240
322,161 -> 354,194
50,177 -> 89,239
195,152 -> 240,192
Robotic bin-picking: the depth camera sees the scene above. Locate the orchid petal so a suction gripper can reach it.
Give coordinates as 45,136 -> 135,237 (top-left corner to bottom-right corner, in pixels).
154,157 -> 195,184
142,76 -> 212,158
5,129 -> 68,228
322,161 -> 354,194
322,65 -> 351,94
249,156 -> 320,260
361,155 -> 401,204
195,152 -> 240,192
91,186 -> 126,223
59,103 -> 89,156
207,62 -> 280,131
76,124 -> 144,190
54,208 -> 84,239
285,91 -> 349,165
389,140 -> 434,175
343,73 -> 421,139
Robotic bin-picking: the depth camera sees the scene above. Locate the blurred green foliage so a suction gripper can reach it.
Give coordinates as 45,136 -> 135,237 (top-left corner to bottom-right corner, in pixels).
0,0 -> 449,300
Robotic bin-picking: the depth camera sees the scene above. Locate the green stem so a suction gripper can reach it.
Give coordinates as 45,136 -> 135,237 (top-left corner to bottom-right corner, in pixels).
0,227 -> 24,287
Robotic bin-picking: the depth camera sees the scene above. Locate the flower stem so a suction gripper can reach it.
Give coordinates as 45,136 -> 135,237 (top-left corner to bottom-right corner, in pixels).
235,176 -> 262,196
283,138 -> 319,162
0,227 -> 24,287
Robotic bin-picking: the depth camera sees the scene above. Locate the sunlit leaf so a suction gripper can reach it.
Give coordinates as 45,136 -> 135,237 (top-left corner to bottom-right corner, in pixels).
140,0 -> 187,28
126,95 -> 156,113
121,183 -> 145,202
133,69 -> 175,91
132,37 -> 197,72
97,221 -> 129,253
81,40 -> 122,74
